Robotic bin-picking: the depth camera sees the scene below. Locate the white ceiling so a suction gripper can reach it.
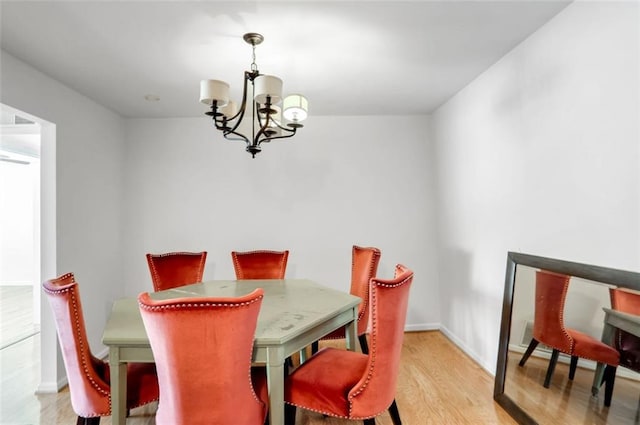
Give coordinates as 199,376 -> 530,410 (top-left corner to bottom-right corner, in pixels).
0,1 -> 572,119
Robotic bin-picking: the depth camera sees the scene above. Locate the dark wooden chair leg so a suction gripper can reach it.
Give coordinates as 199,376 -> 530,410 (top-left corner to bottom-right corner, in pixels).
285,403 -> 296,424
518,338 -> 539,367
603,364 -> 617,407
569,355 -> 578,380
543,349 -> 560,388
311,341 -> 319,355
363,419 -> 376,425
388,399 -> 402,425
358,334 -> 369,355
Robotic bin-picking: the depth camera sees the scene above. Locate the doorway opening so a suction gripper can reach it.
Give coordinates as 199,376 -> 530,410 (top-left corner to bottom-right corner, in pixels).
0,106 -> 41,350
0,103 -> 57,425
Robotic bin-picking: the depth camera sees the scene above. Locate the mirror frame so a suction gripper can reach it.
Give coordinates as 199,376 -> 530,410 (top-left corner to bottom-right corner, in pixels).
494,251 -> 640,425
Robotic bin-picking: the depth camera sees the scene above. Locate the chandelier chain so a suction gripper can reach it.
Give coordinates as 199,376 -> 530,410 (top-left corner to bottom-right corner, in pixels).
251,44 -> 258,72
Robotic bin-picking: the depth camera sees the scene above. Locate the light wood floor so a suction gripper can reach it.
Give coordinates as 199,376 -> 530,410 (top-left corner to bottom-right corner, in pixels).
1,331 -> 516,425
0,286 -> 39,349
505,350 -> 640,425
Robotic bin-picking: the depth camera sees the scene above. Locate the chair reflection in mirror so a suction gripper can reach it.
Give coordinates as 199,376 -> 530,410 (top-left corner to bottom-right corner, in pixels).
610,288 -> 640,375
518,269 -> 620,406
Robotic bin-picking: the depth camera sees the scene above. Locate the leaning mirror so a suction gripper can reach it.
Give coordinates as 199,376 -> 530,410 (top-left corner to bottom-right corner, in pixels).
494,252 -> 640,425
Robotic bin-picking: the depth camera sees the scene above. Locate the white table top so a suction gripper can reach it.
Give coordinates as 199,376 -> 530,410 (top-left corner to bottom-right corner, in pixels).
103,278 -> 361,347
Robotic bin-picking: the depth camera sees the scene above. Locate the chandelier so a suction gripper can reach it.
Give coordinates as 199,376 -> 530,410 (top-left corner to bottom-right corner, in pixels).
199,33 -> 308,158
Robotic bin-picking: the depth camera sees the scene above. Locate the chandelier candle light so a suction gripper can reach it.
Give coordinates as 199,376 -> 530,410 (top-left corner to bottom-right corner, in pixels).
200,33 -> 309,158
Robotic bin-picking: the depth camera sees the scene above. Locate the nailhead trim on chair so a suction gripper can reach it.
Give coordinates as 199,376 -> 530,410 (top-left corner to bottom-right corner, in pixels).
138,293 -> 266,404
147,251 -> 207,291
284,401 -> 378,421
347,267 -> 413,419
138,296 -> 263,311
43,274 -> 111,417
285,270 -> 411,421
540,272 -> 617,365
354,246 -> 381,325
555,274 -> 576,354
321,247 -> 381,341
537,272 -> 618,367
232,250 -> 288,280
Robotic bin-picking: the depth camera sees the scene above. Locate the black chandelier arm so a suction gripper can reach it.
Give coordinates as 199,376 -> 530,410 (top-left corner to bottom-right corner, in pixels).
256,126 -> 298,144
273,119 -> 302,132
222,129 -> 250,144
219,71 -> 254,138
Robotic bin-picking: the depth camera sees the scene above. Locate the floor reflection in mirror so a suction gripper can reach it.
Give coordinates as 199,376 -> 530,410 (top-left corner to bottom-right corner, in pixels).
506,350 -> 640,425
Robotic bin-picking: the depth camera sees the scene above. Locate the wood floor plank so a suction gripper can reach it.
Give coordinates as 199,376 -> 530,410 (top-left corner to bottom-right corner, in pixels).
1,331 -> 517,424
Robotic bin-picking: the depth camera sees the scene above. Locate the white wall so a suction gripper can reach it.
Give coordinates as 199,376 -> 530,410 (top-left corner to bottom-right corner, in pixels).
123,115 -> 440,329
0,51 -> 127,390
432,1 -> 640,373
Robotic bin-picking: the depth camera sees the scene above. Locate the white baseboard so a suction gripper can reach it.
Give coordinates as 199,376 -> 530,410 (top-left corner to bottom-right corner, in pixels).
405,322 -> 440,332
36,376 -> 67,394
439,325 -> 496,376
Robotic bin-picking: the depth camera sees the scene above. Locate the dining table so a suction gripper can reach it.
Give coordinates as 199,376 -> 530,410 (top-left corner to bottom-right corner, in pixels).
591,307 -> 640,396
102,278 -> 361,425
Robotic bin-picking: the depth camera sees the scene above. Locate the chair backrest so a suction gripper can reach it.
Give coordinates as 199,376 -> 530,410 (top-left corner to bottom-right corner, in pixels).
231,250 -> 289,279
610,287 -> 640,370
610,288 -> 640,315
532,269 -> 573,353
349,245 -> 381,336
146,251 -> 207,291
138,288 -> 267,425
348,264 -> 413,418
42,273 -> 111,417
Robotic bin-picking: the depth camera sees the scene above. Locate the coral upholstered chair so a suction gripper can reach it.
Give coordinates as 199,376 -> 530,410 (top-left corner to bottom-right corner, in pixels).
312,245 -> 381,354
284,264 -> 413,425
146,251 -> 207,291
43,273 -> 159,425
138,288 -> 269,425
610,288 -> 640,373
519,270 -> 619,405
231,250 -> 289,279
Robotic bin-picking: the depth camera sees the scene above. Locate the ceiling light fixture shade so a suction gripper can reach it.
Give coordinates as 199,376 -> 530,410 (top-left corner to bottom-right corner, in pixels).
200,32 -> 308,158
283,94 -> 309,126
254,75 -> 283,104
199,80 -> 229,106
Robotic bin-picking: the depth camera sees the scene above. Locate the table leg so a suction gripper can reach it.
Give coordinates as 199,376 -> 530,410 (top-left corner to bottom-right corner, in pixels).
345,306 -> 357,352
109,347 -> 127,425
266,347 -> 285,425
592,320 -> 615,396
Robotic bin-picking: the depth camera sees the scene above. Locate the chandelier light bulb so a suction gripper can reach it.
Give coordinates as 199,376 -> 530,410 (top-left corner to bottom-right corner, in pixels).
283,94 -> 308,123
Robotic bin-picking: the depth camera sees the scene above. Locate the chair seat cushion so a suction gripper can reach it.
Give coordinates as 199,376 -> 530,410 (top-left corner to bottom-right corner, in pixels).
285,348 -> 368,417
568,329 -> 619,366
